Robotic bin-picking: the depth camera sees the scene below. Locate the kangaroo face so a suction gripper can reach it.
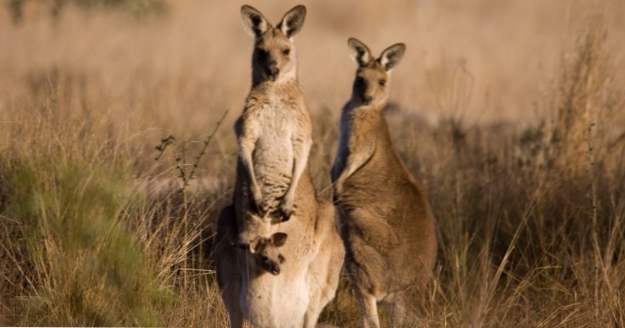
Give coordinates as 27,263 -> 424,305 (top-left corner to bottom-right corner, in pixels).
236,212 -> 288,275
253,30 -> 294,82
236,231 -> 288,276
241,5 -> 306,84
353,63 -> 389,107
253,233 -> 288,275
347,38 -> 406,107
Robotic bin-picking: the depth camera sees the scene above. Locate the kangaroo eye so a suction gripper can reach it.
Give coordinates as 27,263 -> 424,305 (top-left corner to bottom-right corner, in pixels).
282,48 -> 290,56
378,79 -> 386,87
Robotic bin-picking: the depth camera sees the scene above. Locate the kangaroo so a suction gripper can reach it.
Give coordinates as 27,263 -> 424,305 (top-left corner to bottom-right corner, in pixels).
215,5 -> 345,328
331,38 -> 438,328
250,233 -> 287,275
234,4 -> 312,224
234,212 -> 289,276
215,201 -> 345,328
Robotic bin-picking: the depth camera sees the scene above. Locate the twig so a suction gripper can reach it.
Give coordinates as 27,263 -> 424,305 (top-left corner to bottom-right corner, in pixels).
176,142 -> 189,190
187,109 -> 229,183
154,135 -> 176,161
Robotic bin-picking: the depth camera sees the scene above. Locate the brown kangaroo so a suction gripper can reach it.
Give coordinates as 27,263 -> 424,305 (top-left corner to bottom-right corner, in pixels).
331,38 -> 437,328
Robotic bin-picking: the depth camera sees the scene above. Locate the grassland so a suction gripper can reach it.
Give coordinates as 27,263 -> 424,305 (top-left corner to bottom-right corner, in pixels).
1,0 -> 625,326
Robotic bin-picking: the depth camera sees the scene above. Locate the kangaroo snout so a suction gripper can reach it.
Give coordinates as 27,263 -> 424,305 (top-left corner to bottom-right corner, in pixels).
261,255 -> 281,275
267,63 -> 280,80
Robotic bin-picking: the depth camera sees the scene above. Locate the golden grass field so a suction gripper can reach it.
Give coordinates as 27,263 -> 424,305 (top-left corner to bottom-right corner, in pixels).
1,0 -> 625,326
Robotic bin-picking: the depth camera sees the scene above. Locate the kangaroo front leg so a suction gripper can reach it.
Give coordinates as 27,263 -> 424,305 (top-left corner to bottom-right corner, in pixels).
238,135 -> 264,213
334,141 -> 375,196
280,137 -> 311,219
383,292 -> 409,328
357,290 -> 381,328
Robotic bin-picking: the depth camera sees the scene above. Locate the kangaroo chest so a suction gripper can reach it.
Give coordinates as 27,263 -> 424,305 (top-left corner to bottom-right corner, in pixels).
245,91 -> 305,193
335,108 -> 384,174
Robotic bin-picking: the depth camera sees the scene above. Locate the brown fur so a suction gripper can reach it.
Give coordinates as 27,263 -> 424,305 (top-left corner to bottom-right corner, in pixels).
332,38 -> 437,328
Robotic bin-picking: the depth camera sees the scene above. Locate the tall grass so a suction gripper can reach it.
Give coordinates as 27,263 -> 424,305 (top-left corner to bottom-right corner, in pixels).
1,1 -> 624,327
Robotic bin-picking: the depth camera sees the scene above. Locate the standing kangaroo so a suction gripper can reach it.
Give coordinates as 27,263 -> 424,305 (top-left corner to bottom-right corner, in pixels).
214,5 -> 345,328
331,38 -> 437,328
234,4 -> 312,224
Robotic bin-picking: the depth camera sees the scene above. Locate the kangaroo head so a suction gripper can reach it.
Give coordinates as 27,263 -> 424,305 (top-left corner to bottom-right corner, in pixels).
241,4 -> 307,85
235,232 -> 288,276
253,232 -> 288,275
347,38 -> 406,108
235,212 -> 288,275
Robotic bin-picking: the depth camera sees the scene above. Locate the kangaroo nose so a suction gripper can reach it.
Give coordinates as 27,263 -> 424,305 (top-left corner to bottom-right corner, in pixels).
270,264 -> 280,275
268,64 -> 279,78
363,95 -> 373,103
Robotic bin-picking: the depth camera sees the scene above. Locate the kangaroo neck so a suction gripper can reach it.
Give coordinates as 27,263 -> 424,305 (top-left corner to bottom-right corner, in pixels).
345,99 -> 386,122
252,69 -> 298,88
251,77 -> 299,93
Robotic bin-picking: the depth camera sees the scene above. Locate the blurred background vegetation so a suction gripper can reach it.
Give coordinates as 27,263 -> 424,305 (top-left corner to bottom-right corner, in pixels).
7,0 -> 167,22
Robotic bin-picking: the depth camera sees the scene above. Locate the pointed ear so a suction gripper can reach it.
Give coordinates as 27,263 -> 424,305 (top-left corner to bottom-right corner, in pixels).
271,233 -> 288,247
248,238 -> 261,254
278,5 -> 306,38
379,43 -> 406,71
241,5 -> 269,38
348,37 -> 372,67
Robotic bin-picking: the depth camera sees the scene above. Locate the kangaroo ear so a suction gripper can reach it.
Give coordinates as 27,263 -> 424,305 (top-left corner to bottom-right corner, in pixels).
348,37 -> 372,67
379,43 -> 406,71
248,238 -> 261,254
241,5 -> 269,38
278,5 -> 306,38
271,233 -> 288,247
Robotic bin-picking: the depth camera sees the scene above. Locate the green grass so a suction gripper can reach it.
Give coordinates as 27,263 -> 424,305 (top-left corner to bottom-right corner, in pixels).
1,153 -> 171,326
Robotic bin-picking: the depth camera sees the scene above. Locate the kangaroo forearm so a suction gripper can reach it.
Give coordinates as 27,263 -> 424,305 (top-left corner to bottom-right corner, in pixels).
335,159 -> 360,187
342,147 -> 373,181
239,146 -> 258,186
287,140 -> 311,195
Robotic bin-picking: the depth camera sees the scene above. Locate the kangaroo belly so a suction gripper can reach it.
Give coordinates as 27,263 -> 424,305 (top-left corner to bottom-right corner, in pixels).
242,272 -> 310,328
340,176 -> 432,292
254,137 -> 293,181
253,133 -> 293,204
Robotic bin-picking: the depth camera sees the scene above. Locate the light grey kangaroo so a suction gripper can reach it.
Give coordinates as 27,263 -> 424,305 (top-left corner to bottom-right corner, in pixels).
234,4 -> 312,225
214,5 -> 345,328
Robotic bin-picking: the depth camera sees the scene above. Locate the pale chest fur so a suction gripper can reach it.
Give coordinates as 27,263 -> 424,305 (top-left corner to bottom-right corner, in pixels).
242,265 -> 310,328
238,84 -> 311,204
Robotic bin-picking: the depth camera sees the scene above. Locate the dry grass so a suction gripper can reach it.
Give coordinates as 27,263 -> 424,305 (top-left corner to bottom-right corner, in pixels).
1,0 -> 625,327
